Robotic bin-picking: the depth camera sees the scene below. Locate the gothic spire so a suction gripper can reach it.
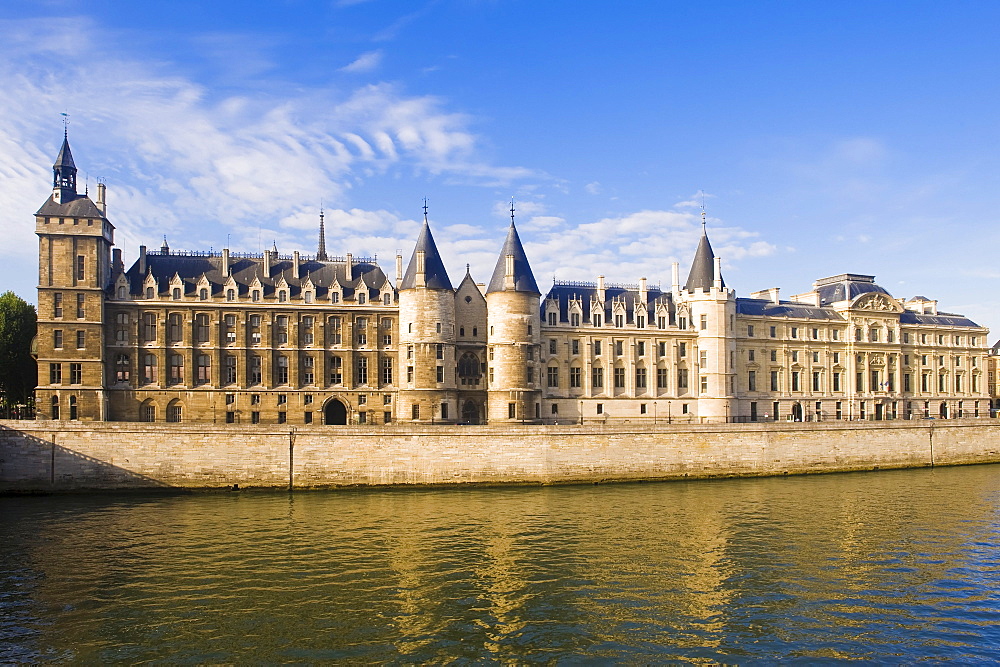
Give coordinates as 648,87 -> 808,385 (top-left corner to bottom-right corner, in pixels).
317,207 -> 328,261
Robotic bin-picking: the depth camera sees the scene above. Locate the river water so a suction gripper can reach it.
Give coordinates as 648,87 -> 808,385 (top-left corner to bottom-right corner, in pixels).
3,465 -> 1000,663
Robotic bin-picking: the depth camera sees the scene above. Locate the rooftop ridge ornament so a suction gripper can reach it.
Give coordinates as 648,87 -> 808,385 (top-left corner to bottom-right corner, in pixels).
510,197 -> 515,226
423,198 -> 429,224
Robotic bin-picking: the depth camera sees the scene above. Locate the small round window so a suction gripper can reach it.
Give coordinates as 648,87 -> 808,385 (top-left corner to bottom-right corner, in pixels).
465,296 -> 472,303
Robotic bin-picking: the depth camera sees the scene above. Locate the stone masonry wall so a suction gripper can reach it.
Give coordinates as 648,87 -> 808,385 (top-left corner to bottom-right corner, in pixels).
2,420 -> 1000,493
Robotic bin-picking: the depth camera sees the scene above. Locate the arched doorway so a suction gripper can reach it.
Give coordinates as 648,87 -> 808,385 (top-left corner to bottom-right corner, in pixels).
324,399 -> 348,425
791,402 -> 803,421
462,400 -> 481,425
939,402 -> 949,419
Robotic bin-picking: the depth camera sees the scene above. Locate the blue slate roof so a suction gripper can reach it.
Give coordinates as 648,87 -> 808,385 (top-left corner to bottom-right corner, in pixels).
542,282 -> 674,325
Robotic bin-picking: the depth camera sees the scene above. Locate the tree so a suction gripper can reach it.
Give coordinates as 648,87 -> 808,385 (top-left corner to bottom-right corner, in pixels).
0,291 -> 37,408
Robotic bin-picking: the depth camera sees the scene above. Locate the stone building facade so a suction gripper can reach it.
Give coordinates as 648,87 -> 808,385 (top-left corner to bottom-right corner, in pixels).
34,135 -> 991,424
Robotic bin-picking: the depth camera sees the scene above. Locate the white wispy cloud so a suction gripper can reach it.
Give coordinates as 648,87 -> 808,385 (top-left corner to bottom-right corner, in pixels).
339,50 -> 383,73
0,17 -> 537,293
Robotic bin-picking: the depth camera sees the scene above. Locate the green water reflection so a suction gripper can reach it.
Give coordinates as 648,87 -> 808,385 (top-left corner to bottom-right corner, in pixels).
3,464 -> 1000,662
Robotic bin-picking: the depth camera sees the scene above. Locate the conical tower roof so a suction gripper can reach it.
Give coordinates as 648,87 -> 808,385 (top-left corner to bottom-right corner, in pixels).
399,219 -> 453,290
54,134 -> 76,171
684,229 -> 724,292
487,222 -> 539,294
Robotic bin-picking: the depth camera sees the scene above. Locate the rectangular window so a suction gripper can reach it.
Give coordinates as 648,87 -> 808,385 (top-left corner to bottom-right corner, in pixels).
75,330 -> 85,349
49,363 -> 62,384
904,373 -> 911,392
770,370 -> 779,392
747,324 -> 754,337
700,314 -> 707,330
677,368 -> 688,390
170,354 -> 184,385
509,403 -> 516,419
657,367 -> 668,389
302,356 -> 314,385
572,339 -> 580,355
700,375 -> 708,393
197,355 -> 210,385
748,349 -> 755,362
791,327 -> 798,339
769,326 -> 776,338
225,356 -> 237,385
857,372 -> 864,392
196,314 -> 210,343
527,366 -> 534,383
570,367 -> 582,388
53,293 -> 63,317
54,329 -> 63,349
69,362 -> 82,385
635,367 -> 647,389
615,340 -> 623,356
352,357 -> 366,385
613,367 -> 625,388
833,372 -> 842,391
748,370 -> 756,392
436,365 -> 443,383
592,366 -> 604,388
812,328 -> 819,340
547,366 -> 559,387
76,255 -> 85,281
76,294 -> 85,319
791,371 -> 800,392
407,366 -> 413,383
679,342 -> 687,358
549,339 -> 557,355
637,341 -> 645,356
812,371 -> 820,392
594,340 -> 602,356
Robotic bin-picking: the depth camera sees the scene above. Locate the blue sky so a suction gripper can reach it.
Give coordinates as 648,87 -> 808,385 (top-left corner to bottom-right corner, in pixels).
3,1 -> 1000,335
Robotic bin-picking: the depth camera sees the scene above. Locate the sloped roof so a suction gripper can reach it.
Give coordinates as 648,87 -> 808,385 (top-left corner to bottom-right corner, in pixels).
399,220 -> 453,290
814,276 -> 891,305
736,298 -> 846,321
542,282 -> 673,325
684,232 -> 724,292
36,194 -> 107,218
487,223 -> 539,294
123,252 -> 388,299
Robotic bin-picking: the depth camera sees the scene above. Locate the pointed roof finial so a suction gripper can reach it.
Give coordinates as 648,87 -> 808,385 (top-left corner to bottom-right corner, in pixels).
700,192 -> 707,233
510,197 -> 516,226
423,198 -> 429,224
161,235 -> 169,255
272,240 -> 278,253
61,112 -> 70,138
317,204 -> 328,261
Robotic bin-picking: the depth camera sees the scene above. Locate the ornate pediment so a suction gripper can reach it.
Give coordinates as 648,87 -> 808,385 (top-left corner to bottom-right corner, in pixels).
852,292 -> 902,313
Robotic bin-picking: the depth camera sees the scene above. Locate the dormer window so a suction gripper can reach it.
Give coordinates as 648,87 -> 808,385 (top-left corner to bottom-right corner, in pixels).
279,291 -> 287,303
252,290 -> 260,302
199,288 -> 208,300
172,288 -> 181,300
305,291 -> 313,304
358,293 -> 366,304
383,294 -> 391,305
331,292 -> 340,304
146,287 -> 154,299
117,286 -> 126,299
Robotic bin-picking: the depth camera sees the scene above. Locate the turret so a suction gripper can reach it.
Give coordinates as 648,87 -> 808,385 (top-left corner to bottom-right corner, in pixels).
397,203 -> 458,423
51,129 -> 78,205
678,217 -> 735,423
485,204 -> 541,423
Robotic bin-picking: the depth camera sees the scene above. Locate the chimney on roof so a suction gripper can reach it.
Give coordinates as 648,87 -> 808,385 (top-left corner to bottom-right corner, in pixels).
395,253 -> 403,286
138,245 -> 147,275
671,262 -> 679,292
222,248 -> 230,276
714,257 -> 723,290
96,182 -> 107,215
112,248 -> 123,274
597,275 -> 606,303
639,277 -> 648,303
293,251 -> 300,278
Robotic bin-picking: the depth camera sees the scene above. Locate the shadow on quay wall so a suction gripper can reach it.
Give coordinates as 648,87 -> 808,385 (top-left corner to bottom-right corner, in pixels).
0,423 -> 173,493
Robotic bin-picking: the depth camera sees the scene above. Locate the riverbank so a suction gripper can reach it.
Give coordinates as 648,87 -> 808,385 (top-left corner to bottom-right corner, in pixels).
2,419 -> 999,493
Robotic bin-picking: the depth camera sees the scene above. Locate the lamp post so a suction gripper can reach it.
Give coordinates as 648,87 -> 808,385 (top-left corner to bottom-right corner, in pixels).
667,401 -> 672,424
653,401 -> 657,424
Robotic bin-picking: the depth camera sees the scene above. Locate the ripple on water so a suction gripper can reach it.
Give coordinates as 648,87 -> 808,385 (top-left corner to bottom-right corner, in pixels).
3,465 -> 1000,662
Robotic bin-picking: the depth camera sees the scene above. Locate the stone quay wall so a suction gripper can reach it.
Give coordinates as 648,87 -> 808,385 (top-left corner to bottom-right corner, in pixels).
1,419 -> 999,493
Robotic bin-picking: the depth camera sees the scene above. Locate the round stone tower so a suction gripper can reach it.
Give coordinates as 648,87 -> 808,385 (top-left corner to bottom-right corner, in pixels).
397,214 -> 458,423
485,218 -> 541,423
